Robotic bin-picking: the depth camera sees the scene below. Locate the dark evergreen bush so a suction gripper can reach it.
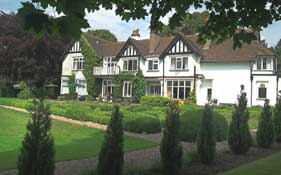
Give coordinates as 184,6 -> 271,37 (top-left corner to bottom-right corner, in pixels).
17,99 -> 55,175
257,99 -> 274,148
179,110 -> 228,142
274,98 -> 281,142
124,116 -> 161,133
132,70 -> 146,103
17,82 -> 35,99
96,105 -> 124,175
197,104 -> 216,164
160,101 -> 183,175
228,88 -> 252,154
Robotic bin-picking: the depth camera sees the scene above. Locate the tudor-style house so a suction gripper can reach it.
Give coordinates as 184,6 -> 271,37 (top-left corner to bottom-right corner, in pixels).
60,30 -> 279,106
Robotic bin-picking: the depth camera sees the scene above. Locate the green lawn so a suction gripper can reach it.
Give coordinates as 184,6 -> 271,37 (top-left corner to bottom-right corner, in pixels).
0,107 -> 157,171
220,152 -> 281,175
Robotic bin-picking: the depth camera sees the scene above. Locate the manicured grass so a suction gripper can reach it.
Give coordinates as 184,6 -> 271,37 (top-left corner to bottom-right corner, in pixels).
0,107 -> 157,171
220,151 -> 281,175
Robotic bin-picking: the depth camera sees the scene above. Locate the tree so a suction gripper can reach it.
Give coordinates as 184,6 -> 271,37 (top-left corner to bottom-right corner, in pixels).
18,1 -> 281,48
274,97 -> 281,142
132,70 -> 146,103
228,86 -> 252,154
67,75 -> 77,100
160,11 -> 209,36
257,99 -> 275,148
160,101 -> 183,175
17,99 -> 55,175
0,12 -> 70,89
85,29 -> 117,42
273,39 -> 281,75
197,104 -> 216,164
96,105 -> 124,175
80,35 -> 100,98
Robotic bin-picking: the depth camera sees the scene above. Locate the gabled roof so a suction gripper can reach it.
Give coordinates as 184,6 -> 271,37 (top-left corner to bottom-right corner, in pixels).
82,32 -> 275,62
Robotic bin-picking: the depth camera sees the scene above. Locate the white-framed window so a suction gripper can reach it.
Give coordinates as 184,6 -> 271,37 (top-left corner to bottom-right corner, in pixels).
147,83 -> 161,96
123,59 -> 138,71
171,57 -> 188,70
102,80 -> 113,97
123,81 -> 132,97
148,59 -> 159,71
256,57 -> 272,70
73,56 -> 84,70
258,83 -> 267,99
167,80 -> 192,99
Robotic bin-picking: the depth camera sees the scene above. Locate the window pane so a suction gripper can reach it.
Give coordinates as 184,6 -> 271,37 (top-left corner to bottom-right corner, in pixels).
186,81 -> 191,86
167,87 -> 172,98
176,58 -> 182,69
173,87 -> 178,98
173,81 -> 178,86
179,81 -> 184,86
167,81 -> 172,86
171,58 -> 176,70
179,87 -> 184,99
128,82 -> 132,95
183,57 -> 188,70
207,88 -> 212,98
133,60 -> 138,70
257,58 -> 261,70
185,88 -> 191,98
128,60 -> 133,70
262,58 -> 267,69
258,87 -> 267,98
148,60 -> 153,70
123,61 -> 127,70
153,62 -> 158,70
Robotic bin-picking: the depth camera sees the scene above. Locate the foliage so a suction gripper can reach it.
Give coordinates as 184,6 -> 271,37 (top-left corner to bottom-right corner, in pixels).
17,82 -> 35,99
132,70 -> 146,103
67,75 -> 77,100
273,39 -> 281,76
179,109 -> 228,142
85,29 -> 117,42
0,80 -> 16,97
160,11 -> 209,36
228,89 -> 252,154
274,98 -> 281,142
17,1 -> 280,48
188,90 -> 197,104
96,105 -> 124,175
113,72 -> 135,98
17,100 -> 55,175
197,104 -> 216,164
256,100 -> 274,148
124,116 -> 161,133
140,96 -> 172,106
80,35 -> 101,98
0,13 -> 69,87
160,101 -> 183,175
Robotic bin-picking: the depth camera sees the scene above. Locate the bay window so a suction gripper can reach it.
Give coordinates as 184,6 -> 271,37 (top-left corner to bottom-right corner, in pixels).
167,80 -> 191,99
171,57 -> 188,70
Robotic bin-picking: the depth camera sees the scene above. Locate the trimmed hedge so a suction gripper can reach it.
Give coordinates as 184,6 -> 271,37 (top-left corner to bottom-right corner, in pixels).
179,109 -> 228,142
140,96 -> 171,107
124,116 -> 162,133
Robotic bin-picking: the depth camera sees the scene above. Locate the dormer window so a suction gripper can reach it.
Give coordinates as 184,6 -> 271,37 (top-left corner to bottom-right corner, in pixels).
256,57 -> 272,70
73,57 -> 84,70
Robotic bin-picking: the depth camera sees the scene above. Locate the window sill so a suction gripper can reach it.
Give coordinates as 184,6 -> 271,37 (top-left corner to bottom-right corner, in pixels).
147,70 -> 160,72
257,98 -> 267,100
169,69 -> 189,72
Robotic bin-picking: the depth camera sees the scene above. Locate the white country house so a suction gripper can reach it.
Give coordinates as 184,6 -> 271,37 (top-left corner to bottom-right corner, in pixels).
61,31 -> 280,106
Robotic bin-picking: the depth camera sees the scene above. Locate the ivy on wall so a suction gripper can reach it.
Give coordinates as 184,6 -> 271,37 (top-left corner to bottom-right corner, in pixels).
80,35 -> 101,98
132,70 -> 146,103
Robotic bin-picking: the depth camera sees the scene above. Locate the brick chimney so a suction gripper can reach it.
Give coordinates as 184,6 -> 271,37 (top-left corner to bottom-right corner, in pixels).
131,29 -> 140,40
149,30 -> 161,54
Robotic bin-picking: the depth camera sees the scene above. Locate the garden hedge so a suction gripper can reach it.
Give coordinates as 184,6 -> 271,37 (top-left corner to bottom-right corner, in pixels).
179,109 -> 228,142
124,116 -> 162,134
140,96 -> 172,106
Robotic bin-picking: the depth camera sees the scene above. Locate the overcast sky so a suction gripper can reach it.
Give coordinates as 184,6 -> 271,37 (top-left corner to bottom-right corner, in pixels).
2,0 -> 281,47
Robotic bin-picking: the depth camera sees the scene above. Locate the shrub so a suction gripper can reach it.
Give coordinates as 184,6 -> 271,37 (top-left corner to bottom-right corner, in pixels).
96,105 -> 124,175
274,98 -> 281,142
256,99 -> 274,148
17,87 -> 34,99
132,70 -> 146,103
197,104 -> 216,164
160,101 -> 183,175
179,110 -> 228,142
17,100 -> 55,175
140,96 -> 171,107
124,116 -> 161,133
228,87 -> 252,154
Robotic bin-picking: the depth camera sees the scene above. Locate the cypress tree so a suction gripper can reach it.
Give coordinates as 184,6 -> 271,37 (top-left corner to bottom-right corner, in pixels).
96,105 -> 124,175
197,104 -> 216,164
132,70 -> 146,103
160,101 -> 183,175
274,97 -> 281,142
228,86 -> 252,154
17,99 -> 55,175
257,99 -> 275,148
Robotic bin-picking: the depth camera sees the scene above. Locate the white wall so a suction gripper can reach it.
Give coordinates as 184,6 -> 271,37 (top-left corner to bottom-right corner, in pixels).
198,62 -> 252,106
